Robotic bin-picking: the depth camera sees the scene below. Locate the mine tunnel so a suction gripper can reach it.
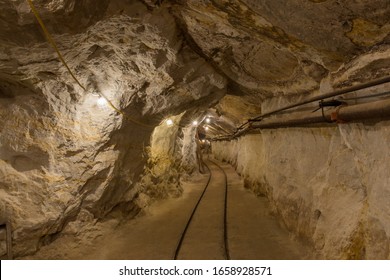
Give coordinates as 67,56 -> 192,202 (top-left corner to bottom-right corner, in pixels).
1,0 -> 390,260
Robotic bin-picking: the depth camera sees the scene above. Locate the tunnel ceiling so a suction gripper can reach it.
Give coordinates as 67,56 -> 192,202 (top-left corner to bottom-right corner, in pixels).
170,0 -> 390,127
1,0 -> 389,130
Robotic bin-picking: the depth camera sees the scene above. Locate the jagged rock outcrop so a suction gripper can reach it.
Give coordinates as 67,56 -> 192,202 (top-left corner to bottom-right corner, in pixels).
171,0 -> 390,121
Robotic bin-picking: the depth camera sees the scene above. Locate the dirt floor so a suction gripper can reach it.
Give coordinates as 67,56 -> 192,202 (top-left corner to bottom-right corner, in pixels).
23,159 -> 311,260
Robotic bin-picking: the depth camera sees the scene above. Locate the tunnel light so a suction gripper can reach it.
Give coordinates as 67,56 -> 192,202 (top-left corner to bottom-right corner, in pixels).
97,96 -> 108,108
205,126 -> 209,131
192,120 -> 198,126
166,119 -> 174,126
205,117 -> 211,124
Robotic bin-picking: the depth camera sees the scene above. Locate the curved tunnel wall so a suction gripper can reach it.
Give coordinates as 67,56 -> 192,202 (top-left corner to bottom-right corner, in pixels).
212,122 -> 390,259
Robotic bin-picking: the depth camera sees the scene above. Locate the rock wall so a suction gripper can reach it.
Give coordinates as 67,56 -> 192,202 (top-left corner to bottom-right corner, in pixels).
180,125 -> 199,174
139,114 -> 184,200
173,0 -> 390,98
212,122 -> 390,259
138,112 -> 205,201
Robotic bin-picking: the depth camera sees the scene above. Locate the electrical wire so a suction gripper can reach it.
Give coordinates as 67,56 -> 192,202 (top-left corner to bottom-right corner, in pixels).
98,92 -> 155,128
27,0 -> 86,91
213,88 -> 390,141
27,0 -> 155,129
340,91 -> 390,100
250,76 -> 390,122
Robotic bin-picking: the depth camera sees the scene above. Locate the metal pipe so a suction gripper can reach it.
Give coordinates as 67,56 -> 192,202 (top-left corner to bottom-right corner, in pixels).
251,76 -> 390,121
251,98 -> 390,130
211,98 -> 390,141
213,81 -> 390,141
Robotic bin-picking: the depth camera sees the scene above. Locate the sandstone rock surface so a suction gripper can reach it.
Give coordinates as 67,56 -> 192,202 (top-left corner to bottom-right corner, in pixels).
212,122 -> 390,259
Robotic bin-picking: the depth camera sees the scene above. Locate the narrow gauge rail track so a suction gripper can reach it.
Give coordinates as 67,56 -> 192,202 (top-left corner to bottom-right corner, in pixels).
173,159 -> 230,260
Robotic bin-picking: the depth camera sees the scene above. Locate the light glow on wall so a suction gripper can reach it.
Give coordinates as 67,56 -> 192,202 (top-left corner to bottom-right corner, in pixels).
97,96 -> 108,108
166,119 -> 174,126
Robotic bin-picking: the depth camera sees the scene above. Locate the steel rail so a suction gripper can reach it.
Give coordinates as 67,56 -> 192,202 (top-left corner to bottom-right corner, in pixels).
173,162 -> 212,260
173,159 -> 231,260
208,159 -> 231,260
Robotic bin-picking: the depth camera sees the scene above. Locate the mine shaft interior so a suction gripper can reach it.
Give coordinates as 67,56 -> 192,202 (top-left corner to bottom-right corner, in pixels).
1,0 -> 390,260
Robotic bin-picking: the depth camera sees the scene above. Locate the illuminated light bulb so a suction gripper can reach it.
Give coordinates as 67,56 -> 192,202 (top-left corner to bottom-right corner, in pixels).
205,117 -> 211,124
202,139 -> 206,143
166,119 -> 174,126
192,120 -> 198,126
205,126 -> 209,131
97,96 -> 108,107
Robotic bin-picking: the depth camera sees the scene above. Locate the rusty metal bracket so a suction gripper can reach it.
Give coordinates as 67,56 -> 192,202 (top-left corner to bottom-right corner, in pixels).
331,105 -> 349,124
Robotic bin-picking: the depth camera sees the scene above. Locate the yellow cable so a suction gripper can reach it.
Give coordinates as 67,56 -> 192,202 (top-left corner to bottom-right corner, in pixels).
27,0 -> 86,91
27,0 -> 155,129
99,92 -> 155,128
